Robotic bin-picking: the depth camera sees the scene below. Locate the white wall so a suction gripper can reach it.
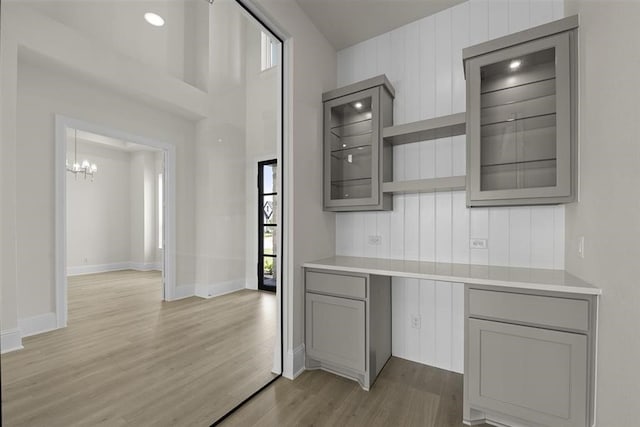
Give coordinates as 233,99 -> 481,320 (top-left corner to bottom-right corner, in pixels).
193,0 -> 252,298
1,20 -> 21,350
67,141 -> 163,275
244,22 -> 279,290
563,1 -> 640,425
336,0 -> 565,373
254,0 -> 337,378
67,141 -> 132,271
130,150 -> 163,270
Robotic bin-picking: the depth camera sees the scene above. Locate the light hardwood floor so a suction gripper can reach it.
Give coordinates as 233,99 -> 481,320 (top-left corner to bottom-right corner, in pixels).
222,357 -> 491,427
1,270 -> 277,427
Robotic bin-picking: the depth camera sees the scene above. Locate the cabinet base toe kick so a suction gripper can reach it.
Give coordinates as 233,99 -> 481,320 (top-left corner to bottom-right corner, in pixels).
305,356 -> 383,391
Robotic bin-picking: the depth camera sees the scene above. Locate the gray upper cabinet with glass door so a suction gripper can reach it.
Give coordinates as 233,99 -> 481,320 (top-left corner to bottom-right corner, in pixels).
464,16 -> 578,207
323,75 -> 395,211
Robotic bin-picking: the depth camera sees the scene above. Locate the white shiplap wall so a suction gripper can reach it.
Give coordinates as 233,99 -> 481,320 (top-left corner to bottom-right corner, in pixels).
336,0 -> 565,373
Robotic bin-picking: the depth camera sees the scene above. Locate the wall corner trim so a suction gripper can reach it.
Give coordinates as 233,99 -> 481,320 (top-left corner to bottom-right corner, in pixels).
283,343 -> 305,380
171,284 -> 196,301
1,328 -> 24,354
18,312 -> 58,338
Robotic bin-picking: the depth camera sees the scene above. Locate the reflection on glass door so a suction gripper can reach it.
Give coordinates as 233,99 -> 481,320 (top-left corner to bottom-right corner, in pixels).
258,160 -> 277,292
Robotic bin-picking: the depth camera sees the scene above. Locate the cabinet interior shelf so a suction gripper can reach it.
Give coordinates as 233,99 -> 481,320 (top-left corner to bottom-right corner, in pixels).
382,176 -> 466,194
330,117 -> 372,131
382,112 -> 466,145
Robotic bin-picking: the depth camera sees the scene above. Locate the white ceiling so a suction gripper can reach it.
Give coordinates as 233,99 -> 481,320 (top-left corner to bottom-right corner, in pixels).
296,0 -> 466,50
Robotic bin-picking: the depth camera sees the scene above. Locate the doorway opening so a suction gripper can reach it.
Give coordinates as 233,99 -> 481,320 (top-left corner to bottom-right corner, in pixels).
258,159 -> 277,293
55,116 -> 176,328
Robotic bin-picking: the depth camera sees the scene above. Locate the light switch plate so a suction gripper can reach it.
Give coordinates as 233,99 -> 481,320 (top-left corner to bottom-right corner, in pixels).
470,238 -> 488,249
367,235 -> 382,245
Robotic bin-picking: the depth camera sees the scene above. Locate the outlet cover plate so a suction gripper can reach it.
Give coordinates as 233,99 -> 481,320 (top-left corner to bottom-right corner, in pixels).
470,238 -> 488,249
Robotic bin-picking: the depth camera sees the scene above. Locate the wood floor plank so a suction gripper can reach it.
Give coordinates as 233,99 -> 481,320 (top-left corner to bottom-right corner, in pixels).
1,270 -> 277,427
223,357 -> 491,427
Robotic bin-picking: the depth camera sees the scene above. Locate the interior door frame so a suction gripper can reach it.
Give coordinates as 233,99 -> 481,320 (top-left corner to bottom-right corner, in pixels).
54,115 -> 177,329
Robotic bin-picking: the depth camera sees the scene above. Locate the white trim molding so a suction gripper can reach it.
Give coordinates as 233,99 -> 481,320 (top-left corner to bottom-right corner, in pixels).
284,344 -> 305,380
67,262 -> 132,276
18,312 -> 57,338
1,328 -> 23,354
129,262 -> 162,272
195,279 -> 245,299
171,284 -> 196,301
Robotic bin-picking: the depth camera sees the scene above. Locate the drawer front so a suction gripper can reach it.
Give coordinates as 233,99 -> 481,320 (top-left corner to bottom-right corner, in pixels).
306,271 -> 366,299
468,289 -> 589,331
306,293 -> 366,372
468,319 -> 587,427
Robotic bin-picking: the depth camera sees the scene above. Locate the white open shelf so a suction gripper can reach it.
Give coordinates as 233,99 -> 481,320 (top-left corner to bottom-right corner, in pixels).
382,112 -> 467,194
382,112 -> 466,146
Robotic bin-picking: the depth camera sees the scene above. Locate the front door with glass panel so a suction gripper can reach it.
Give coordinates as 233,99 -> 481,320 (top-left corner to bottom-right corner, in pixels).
258,160 -> 277,292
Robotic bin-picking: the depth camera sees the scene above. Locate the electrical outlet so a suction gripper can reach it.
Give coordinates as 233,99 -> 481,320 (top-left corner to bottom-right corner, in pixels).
410,314 -> 421,329
578,236 -> 585,259
469,238 -> 488,249
84,257 -> 88,264
367,235 -> 382,245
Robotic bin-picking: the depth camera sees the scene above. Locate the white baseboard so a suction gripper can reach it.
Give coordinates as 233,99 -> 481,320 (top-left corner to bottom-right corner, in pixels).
283,344 -> 305,379
171,284 -> 195,301
67,262 -> 131,276
1,328 -> 23,354
67,262 -> 161,276
195,279 -> 245,299
19,312 -> 58,338
129,262 -> 162,272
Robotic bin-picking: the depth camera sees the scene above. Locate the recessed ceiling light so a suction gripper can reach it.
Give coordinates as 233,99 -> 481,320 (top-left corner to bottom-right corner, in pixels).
509,59 -> 522,70
144,12 -> 165,27
354,102 -> 363,109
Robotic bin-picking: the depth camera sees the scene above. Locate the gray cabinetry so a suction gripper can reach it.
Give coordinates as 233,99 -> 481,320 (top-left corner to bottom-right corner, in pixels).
323,75 -> 395,211
306,293 -> 365,372
464,16 -> 578,207
464,286 -> 597,427
304,269 -> 391,390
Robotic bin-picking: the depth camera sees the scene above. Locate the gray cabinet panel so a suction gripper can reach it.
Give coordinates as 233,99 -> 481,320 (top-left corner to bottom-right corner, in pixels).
468,319 -> 587,427
306,293 -> 366,372
465,19 -> 577,207
468,289 -> 589,331
306,271 -> 367,299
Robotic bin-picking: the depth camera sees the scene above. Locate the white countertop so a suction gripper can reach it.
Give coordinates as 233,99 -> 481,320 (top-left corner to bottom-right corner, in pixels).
303,256 -> 601,295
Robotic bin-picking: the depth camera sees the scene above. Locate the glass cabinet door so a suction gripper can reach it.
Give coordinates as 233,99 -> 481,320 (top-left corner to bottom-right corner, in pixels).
467,31 -> 575,206
324,88 -> 380,208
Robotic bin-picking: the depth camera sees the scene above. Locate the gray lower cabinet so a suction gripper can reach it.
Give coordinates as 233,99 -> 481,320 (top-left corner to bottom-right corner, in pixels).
305,269 -> 391,390
464,286 -> 597,427
306,293 -> 366,372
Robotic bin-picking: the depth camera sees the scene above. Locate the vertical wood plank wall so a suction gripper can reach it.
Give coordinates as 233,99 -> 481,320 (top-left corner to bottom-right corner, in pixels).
335,0 -> 565,373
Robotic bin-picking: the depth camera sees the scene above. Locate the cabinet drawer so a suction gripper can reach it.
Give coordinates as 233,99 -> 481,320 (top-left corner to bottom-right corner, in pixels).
468,289 -> 589,332
306,271 -> 366,299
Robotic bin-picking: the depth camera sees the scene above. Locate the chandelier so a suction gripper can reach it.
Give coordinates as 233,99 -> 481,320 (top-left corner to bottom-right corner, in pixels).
66,129 -> 97,180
